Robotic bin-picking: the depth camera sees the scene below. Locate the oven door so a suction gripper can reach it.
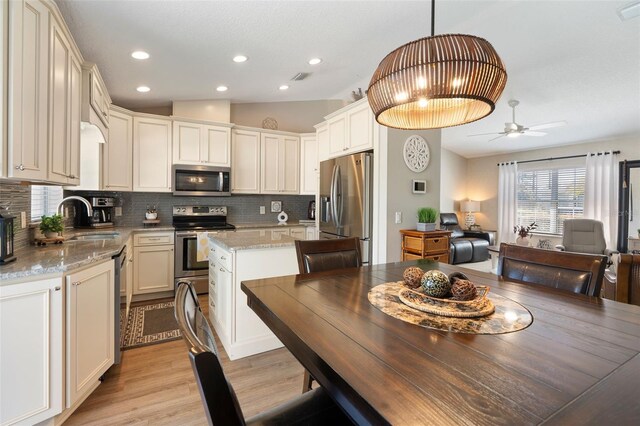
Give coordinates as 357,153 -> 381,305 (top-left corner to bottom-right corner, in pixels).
175,231 -> 209,278
172,165 -> 230,196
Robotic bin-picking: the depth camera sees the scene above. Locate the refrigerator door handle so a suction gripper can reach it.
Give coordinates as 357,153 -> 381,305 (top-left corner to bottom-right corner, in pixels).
330,165 -> 339,227
335,165 -> 343,226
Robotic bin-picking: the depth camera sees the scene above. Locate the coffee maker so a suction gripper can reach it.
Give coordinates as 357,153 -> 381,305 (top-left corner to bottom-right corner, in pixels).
75,197 -> 115,228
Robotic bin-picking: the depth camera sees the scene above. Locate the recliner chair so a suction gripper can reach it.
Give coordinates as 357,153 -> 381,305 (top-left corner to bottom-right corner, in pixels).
439,213 -> 491,264
556,219 -> 617,263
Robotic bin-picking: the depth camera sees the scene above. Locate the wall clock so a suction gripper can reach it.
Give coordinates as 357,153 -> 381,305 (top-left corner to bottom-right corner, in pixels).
403,135 -> 430,172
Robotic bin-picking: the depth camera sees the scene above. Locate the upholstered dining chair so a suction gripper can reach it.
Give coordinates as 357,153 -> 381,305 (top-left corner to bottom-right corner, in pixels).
174,280 -> 352,426
604,253 -> 640,306
294,237 -> 362,392
497,243 -> 607,297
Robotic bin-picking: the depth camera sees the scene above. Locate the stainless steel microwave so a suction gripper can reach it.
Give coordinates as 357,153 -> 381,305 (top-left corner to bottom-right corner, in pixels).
172,165 -> 231,196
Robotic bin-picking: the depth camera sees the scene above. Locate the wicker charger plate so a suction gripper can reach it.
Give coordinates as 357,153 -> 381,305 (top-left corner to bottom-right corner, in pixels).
398,287 -> 495,318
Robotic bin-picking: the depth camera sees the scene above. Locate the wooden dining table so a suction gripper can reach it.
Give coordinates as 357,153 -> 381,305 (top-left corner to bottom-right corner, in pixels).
241,260 -> 640,425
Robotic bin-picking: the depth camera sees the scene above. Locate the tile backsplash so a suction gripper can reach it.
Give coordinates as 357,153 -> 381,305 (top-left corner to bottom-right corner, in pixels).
0,182 -> 30,251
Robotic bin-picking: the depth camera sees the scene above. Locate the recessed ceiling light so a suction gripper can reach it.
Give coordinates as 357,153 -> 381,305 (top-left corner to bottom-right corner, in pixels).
233,55 -> 248,63
279,85 -> 289,91
131,51 -> 150,60
136,86 -> 150,93
308,57 -> 322,65
216,85 -> 228,92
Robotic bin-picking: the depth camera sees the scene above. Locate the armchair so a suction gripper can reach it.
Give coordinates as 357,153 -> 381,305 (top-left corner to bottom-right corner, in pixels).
439,213 -> 491,264
556,219 -> 618,262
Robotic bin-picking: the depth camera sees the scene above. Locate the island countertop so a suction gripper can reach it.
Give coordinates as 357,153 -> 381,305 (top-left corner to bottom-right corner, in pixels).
0,226 -> 174,283
208,229 -> 300,251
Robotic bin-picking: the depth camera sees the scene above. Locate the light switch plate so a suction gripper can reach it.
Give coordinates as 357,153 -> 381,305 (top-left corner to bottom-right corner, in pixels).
260,206 -> 266,215
395,212 -> 402,224
271,201 -> 282,213
115,207 -> 122,217
20,211 -> 26,228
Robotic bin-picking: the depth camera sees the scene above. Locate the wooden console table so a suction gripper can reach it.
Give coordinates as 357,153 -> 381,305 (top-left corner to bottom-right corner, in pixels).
400,229 -> 451,263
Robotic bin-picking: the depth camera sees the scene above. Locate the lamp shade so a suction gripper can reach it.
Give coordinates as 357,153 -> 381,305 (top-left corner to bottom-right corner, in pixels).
461,200 -> 480,213
368,34 -> 507,130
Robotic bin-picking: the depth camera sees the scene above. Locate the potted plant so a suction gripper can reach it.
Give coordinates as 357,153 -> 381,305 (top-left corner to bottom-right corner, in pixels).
513,222 -> 537,246
40,214 -> 64,238
417,207 -> 438,232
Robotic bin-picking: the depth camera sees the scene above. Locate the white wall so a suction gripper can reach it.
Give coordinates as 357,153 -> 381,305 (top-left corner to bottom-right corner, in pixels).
231,100 -> 345,133
440,148 -> 467,222
466,135 -> 640,235
173,100 -> 231,122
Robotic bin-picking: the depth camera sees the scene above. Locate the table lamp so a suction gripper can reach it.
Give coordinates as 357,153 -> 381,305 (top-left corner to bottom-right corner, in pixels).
460,200 -> 480,229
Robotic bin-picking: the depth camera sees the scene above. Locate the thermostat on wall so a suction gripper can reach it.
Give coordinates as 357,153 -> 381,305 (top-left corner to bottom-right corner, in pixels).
412,180 -> 427,194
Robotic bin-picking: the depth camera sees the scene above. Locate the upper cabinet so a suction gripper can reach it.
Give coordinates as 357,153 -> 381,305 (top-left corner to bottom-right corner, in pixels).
133,115 -> 172,192
260,132 -> 299,194
104,107 -> 133,191
231,128 -> 261,194
322,98 -> 374,160
299,133 -> 317,195
172,119 -> 231,167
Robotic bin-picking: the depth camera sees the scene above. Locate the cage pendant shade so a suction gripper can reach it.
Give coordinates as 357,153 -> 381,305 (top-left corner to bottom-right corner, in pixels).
368,34 -> 507,130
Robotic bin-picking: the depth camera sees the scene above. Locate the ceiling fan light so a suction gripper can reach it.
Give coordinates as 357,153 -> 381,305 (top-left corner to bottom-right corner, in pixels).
507,132 -> 521,138
368,34 -> 508,130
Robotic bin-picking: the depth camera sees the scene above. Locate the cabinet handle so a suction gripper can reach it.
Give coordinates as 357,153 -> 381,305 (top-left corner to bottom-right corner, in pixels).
220,256 -> 226,260
68,174 -> 76,179
220,268 -> 225,272
54,286 -> 61,291
433,239 -> 440,243
128,258 -> 133,262
15,164 -> 25,171
72,281 -> 81,286
102,111 -> 107,117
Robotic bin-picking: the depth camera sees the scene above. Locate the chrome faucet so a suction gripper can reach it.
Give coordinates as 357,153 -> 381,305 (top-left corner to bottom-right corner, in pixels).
56,196 -> 93,217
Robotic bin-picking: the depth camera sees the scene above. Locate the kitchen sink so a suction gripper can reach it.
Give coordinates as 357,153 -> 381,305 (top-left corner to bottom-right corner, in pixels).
69,232 -> 120,241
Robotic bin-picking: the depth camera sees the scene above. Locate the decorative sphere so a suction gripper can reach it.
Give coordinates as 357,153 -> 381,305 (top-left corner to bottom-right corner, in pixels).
420,270 -> 451,298
451,279 -> 478,301
403,267 -> 424,289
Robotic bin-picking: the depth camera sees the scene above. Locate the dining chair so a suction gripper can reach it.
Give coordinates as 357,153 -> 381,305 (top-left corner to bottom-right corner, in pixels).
604,253 -> 640,305
294,237 -> 362,392
174,280 -> 352,426
497,243 -> 607,296
295,237 -> 362,274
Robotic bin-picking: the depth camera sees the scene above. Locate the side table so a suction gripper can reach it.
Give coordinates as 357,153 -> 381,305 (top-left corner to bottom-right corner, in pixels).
400,229 -> 452,263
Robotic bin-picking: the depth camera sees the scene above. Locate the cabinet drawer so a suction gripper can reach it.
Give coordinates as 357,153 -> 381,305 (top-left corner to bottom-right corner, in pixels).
216,248 -> 232,271
425,237 -> 449,253
134,232 -> 174,246
424,253 -> 449,263
403,236 -> 423,252
403,252 -> 423,261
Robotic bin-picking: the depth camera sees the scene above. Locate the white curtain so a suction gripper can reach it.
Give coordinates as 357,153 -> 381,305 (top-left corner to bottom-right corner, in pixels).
498,162 -> 518,244
584,152 -> 619,250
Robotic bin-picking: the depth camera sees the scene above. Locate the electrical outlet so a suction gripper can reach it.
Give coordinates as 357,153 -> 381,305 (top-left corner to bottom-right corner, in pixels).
395,211 -> 402,224
20,211 -> 27,228
259,206 -> 265,215
271,201 -> 282,213
115,207 -> 122,217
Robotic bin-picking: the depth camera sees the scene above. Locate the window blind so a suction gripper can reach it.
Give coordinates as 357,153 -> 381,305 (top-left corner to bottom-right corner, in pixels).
31,186 -> 64,221
517,167 -> 585,234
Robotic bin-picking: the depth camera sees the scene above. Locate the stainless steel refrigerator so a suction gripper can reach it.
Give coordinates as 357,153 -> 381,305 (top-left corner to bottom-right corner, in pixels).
319,152 -> 373,264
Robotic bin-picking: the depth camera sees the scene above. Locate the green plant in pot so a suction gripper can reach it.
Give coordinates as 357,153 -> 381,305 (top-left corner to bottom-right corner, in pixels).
417,207 -> 438,232
40,214 -> 64,238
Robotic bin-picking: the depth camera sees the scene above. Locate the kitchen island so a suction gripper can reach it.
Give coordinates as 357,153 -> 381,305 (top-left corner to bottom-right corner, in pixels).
207,230 -> 300,360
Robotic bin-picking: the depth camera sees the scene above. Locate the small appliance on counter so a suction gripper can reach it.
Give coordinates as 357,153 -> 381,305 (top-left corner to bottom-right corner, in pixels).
0,207 -> 16,264
308,200 -> 316,220
74,197 -> 115,228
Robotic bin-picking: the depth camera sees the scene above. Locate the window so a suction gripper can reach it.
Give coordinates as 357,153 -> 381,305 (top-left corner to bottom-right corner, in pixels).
31,186 -> 64,221
517,167 -> 585,235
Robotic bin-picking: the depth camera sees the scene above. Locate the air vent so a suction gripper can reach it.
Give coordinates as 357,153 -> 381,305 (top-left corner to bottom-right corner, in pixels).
290,72 -> 310,81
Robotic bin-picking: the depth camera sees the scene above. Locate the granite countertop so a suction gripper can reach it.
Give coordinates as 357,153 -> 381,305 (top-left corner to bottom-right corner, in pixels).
233,220 -> 316,229
209,229 -> 299,251
0,226 -> 175,283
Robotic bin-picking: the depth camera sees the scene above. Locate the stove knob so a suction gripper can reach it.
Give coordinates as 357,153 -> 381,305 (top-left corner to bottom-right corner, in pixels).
181,208 -> 186,213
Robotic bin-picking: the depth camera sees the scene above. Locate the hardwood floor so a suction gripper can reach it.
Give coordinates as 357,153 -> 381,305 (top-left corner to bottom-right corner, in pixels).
65,296 -> 305,425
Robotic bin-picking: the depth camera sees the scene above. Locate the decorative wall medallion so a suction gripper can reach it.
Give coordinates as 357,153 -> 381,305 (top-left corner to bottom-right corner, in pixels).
403,135 -> 430,172
262,117 -> 278,130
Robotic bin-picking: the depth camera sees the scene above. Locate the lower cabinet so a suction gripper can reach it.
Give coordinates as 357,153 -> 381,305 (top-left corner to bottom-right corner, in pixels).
65,260 -> 115,407
133,232 -> 175,295
305,226 -> 318,240
289,226 -> 306,239
0,277 -> 63,425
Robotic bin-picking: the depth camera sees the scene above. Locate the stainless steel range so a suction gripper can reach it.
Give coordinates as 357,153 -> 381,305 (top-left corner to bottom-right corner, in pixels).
173,205 -> 235,294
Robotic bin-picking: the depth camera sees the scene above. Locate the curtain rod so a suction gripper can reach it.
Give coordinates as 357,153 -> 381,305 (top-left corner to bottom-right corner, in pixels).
496,150 -> 620,166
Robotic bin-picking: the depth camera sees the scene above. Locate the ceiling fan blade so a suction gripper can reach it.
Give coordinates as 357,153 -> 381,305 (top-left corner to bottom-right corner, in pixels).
489,135 -> 506,142
523,131 -> 547,137
528,121 -> 567,131
467,132 -> 503,137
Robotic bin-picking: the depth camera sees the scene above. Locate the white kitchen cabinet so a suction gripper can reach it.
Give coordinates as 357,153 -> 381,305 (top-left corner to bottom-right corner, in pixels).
316,122 -> 330,162
173,119 -> 231,166
0,276 -> 63,426
324,98 -> 374,159
133,115 -> 172,192
87,65 -> 109,128
289,226 -> 306,239
260,132 -> 299,194
305,226 -> 318,240
104,107 -> 133,191
133,232 -> 175,294
66,260 -> 114,408
7,0 -> 50,181
48,17 -> 81,185
231,128 -> 261,194
299,133 -> 317,195
328,114 -> 346,157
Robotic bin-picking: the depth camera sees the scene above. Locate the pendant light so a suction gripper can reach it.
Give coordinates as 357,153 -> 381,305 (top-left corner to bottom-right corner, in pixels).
367,0 -> 507,130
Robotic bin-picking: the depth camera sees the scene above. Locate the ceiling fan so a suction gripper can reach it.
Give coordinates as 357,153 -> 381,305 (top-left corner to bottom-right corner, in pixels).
468,99 -> 567,141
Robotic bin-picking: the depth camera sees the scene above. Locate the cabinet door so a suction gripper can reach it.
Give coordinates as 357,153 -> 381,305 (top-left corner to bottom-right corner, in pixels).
67,52 -> 82,185
316,123 -> 330,162
290,227 -> 305,239
66,261 -> 114,407
300,135 -> 317,195
328,115 -> 346,156
0,277 -> 63,425
215,263 -> 232,339
48,19 -> 70,184
90,73 -> 109,127
271,228 -> 290,240
104,109 -> 133,191
133,245 -> 175,294
280,135 -> 300,194
305,226 -> 317,240
231,129 -> 260,194
203,125 -> 230,166
347,102 -> 373,153
172,120 -> 202,164
8,0 -> 49,180
133,116 -> 172,192
260,133 -> 280,193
